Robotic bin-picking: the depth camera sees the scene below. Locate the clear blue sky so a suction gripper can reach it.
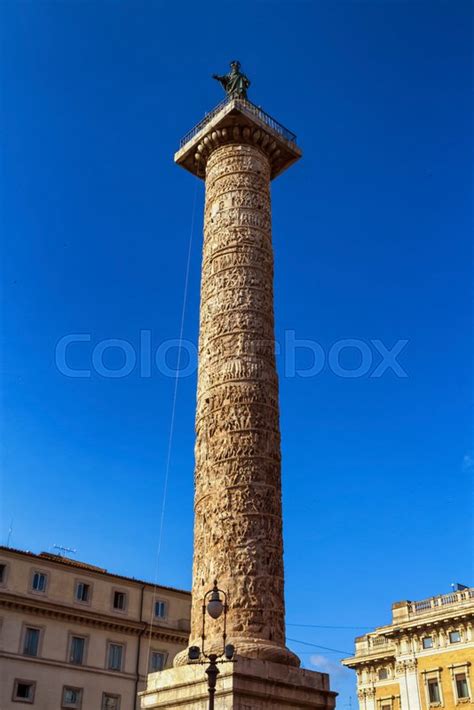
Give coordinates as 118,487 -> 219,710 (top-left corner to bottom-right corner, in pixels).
1,1 -> 472,705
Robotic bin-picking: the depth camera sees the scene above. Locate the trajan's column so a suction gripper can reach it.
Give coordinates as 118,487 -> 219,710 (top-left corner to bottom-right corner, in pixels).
140,63 -> 336,709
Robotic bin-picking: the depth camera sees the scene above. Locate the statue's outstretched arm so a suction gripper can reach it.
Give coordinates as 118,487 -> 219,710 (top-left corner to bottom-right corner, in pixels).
213,74 -> 230,94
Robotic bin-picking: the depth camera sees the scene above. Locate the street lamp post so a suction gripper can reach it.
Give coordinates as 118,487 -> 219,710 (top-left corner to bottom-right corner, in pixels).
188,580 -> 235,710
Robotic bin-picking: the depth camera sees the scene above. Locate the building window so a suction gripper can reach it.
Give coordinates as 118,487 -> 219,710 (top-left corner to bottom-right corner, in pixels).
113,591 -> 126,611
75,582 -> 90,603
62,686 -> 83,708
455,673 -> 470,701
149,650 -> 167,672
13,679 -> 36,703
154,600 -> 167,619
0,562 -> 7,585
428,679 -> 441,704
378,668 -> 388,680
422,636 -> 433,649
69,636 -> 86,665
102,693 -> 121,710
449,630 -> 461,644
107,643 -> 124,671
23,627 -> 40,657
31,571 -> 47,593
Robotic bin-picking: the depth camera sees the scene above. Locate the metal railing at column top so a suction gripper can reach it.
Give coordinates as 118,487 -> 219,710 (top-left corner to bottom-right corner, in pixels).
179,97 -> 298,148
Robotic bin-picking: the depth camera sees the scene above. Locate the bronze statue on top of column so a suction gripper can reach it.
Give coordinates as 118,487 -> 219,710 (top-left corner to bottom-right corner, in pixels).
212,60 -> 250,99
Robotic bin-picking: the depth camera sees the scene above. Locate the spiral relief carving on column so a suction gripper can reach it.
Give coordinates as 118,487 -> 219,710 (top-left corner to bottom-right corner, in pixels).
174,139 -> 299,668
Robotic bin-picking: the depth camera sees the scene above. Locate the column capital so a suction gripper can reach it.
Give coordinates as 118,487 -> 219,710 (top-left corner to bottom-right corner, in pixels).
174,97 -> 302,180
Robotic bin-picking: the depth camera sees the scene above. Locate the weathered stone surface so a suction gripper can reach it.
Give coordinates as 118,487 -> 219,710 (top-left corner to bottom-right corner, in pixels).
173,141 -> 298,668
141,657 -> 337,709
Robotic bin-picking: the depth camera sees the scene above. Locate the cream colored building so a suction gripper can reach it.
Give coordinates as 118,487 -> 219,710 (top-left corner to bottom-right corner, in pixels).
342,587 -> 474,710
0,546 -> 191,709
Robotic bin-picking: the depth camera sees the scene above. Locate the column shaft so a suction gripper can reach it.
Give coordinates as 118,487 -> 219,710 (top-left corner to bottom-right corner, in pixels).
188,142 -> 297,666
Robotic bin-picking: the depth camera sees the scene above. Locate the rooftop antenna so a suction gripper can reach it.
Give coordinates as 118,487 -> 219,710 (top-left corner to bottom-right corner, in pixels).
53,544 -> 77,558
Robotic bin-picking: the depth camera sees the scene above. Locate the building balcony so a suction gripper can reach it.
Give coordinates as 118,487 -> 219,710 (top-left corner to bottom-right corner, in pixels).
350,634 -> 396,661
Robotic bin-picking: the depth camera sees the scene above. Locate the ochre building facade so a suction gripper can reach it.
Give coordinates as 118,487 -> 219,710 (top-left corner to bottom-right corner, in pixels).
0,546 -> 190,710
343,588 -> 474,710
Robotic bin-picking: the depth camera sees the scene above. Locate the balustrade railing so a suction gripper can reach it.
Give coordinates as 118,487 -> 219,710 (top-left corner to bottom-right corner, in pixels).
371,636 -> 391,647
354,635 -> 395,656
409,589 -> 473,615
179,96 -> 297,148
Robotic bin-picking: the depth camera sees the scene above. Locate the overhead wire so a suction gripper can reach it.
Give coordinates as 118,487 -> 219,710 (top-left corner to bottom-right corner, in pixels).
286,637 -> 351,655
287,623 -> 372,630
146,180 -> 200,655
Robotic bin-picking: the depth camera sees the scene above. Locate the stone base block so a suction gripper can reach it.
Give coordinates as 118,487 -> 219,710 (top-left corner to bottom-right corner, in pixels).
140,656 -> 337,709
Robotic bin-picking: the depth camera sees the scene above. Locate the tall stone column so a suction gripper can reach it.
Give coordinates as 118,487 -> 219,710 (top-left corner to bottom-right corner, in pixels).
141,95 -> 336,710
189,138 -> 297,666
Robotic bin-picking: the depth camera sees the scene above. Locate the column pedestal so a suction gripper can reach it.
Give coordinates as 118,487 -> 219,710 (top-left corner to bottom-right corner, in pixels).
140,657 -> 337,710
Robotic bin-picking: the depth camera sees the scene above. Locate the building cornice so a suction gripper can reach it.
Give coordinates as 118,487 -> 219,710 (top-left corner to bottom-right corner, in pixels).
0,650 -> 139,680
342,650 -> 396,669
384,610 -> 474,637
0,546 -> 190,598
0,592 -> 188,644
343,638 -> 474,670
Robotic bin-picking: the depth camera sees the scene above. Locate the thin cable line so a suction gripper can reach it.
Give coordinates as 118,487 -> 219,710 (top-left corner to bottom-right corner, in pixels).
286,637 -> 351,655
287,623 -> 372,630
296,649 -> 342,656
147,181 -> 199,654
